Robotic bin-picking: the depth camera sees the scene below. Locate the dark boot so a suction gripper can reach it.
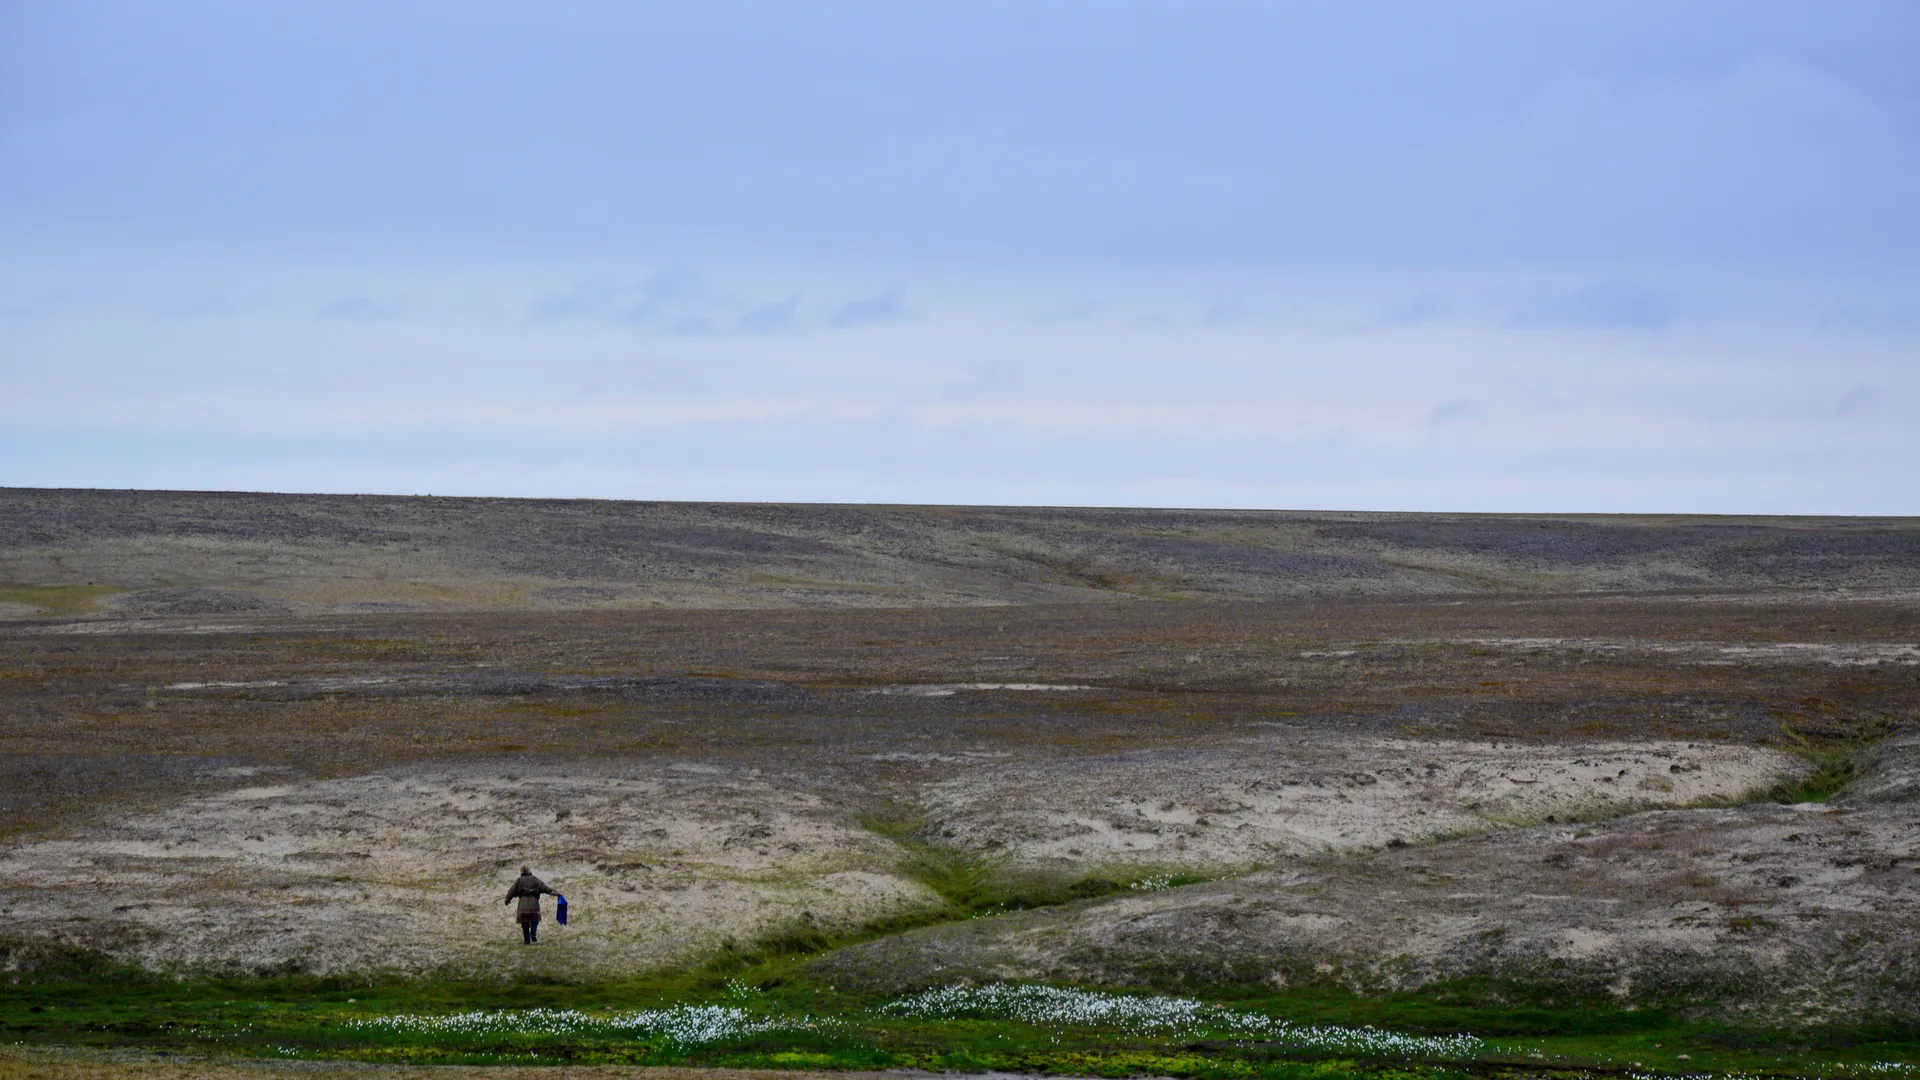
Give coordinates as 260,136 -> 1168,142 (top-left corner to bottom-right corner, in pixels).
521,921 -> 534,944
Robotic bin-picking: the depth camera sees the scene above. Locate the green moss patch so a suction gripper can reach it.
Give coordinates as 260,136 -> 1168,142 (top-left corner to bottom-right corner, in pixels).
4,960 -> 1915,1078
0,584 -> 126,616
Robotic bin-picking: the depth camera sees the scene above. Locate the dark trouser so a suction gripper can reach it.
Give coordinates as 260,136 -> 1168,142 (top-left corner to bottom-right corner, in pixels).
519,913 -> 540,943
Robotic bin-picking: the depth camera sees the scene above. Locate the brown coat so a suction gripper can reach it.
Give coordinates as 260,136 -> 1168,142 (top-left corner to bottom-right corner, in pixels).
504,872 -> 556,918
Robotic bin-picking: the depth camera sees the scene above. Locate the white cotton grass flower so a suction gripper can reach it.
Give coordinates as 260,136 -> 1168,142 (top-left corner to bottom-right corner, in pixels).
876,983 -> 1482,1058
347,1004 -> 833,1046
880,983 -> 1224,1035
1621,1061 -> 1917,1080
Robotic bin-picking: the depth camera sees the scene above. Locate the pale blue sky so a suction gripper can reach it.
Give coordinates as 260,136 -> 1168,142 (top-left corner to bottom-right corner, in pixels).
3,2 -> 1917,511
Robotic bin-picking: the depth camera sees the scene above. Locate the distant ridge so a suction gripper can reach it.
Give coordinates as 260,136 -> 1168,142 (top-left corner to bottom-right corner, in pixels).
3,487 -> 1918,617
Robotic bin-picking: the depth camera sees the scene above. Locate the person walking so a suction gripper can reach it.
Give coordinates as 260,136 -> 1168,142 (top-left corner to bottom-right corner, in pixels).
504,865 -> 558,944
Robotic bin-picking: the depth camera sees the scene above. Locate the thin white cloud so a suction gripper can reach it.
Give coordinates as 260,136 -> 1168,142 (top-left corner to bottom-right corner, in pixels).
1505,280 -> 1684,331
829,288 -> 913,329
3,253 -> 1914,512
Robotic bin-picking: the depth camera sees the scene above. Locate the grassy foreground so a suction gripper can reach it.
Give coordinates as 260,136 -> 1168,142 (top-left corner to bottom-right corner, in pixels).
0,1054 -> 881,1080
5,963 -> 1918,1080
5,778 -> 1912,1079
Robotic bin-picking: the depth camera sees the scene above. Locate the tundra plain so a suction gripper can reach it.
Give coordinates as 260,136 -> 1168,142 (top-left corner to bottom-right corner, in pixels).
2,489 -> 1918,1074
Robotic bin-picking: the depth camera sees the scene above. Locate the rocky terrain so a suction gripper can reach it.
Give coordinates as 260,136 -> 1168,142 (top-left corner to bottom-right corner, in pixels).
820,734 -> 1920,1027
1,488 -> 1915,1026
0,733 -> 1796,980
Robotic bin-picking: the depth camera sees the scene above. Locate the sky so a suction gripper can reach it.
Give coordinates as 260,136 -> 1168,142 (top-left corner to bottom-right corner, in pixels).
3,1 -> 1917,513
